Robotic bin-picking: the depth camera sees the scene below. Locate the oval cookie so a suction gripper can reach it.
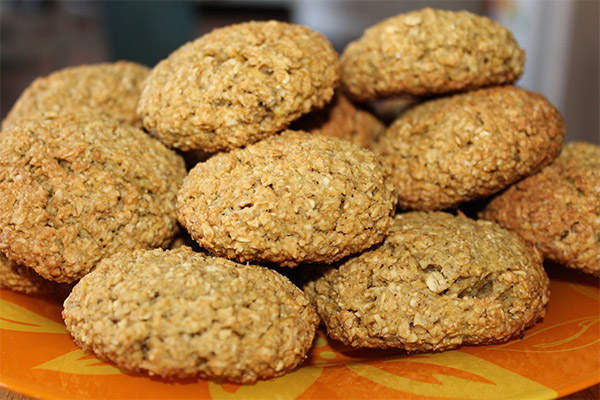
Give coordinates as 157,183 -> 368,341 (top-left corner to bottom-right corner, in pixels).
340,8 -> 524,100
138,21 -> 340,152
376,86 -> 565,210
480,141 -> 600,275
63,247 -> 319,382
302,211 -> 550,352
177,130 -> 397,266
3,61 -> 149,128
0,113 -> 186,282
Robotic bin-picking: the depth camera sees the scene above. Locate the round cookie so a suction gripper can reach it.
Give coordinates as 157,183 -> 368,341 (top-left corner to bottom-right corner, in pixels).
3,61 -> 149,129
340,8 -> 524,101
138,20 -> 340,152
177,130 -> 397,266
0,113 -> 187,283
292,92 -> 386,149
375,86 -> 565,210
63,247 -> 319,382
0,251 -> 64,294
480,142 -> 600,275
302,211 -> 550,352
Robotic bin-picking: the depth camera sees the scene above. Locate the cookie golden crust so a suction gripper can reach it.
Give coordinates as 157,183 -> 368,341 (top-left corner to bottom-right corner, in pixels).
480,142 -> 600,275
177,130 -> 397,266
0,114 -> 187,283
340,8 -> 524,101
138,20 -> 340,152
376,86 -> 565,210
302,211 -> 550,352
0,251 -> 61,294
3,61 -> 149,129
292,92 -> 386,149
63,247 -> 320,382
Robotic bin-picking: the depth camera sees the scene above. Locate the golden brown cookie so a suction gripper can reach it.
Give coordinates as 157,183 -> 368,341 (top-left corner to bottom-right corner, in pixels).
0,251 -> 64,294
292,92 -> 385,149
138,21 -> 340,152
63,247 -> 319,382
177,130 -> 397,266
480,142 -> 600,275
0,113 -> 186,283
375,86 -> 565,210
3,61 -> 149,128
340,8 -> 524,101
302,211 -> 550,352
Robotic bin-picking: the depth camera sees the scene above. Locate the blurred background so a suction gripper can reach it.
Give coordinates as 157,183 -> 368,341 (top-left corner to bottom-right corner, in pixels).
1,0 -> 598,143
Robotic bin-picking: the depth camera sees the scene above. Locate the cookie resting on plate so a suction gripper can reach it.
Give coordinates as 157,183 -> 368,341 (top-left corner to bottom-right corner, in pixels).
375,86 -> 565,210
0,251 -> 68,295
0,113 -> 186,283
62,247 -> 320,383
480,141 -> 600,275
340,8 -> 524,100
177,130 -> 397,266
138,20 -> 339,152
3,61 -> 149,129
302,211 -> 550,352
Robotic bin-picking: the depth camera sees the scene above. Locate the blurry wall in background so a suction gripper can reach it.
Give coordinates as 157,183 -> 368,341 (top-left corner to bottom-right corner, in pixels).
488,0 -> 599,144
1,0 -> 597,143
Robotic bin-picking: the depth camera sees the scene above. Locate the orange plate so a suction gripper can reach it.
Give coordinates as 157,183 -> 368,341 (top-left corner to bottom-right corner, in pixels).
1,265 -> 598,400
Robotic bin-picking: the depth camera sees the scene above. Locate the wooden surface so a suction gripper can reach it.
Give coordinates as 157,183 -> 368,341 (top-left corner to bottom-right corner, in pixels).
1,383 -> 598,399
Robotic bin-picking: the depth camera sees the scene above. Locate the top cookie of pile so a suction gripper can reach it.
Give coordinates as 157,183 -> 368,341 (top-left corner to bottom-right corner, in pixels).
3,61 -> 150,129
340,8 -> 524,101
138,20 -> 340,152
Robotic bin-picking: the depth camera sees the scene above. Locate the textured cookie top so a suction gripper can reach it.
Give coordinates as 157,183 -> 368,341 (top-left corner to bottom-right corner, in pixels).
0,113 -> 186,283
138,20 -> 340,152
302,211 -> 550,352
177,130 -> 397,266
480,141 -> 600,275
340,8 -> 524,101
292,92 -> 386,149
0,251 -> 63,294
3,61 -> 149,128
376,86 -> 565,210
63,247 -> 319,382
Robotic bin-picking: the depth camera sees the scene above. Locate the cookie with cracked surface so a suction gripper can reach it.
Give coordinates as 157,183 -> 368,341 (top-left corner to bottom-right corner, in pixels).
138,20 -> 339,152
63,246 -> 319,382
291,92 -> 386,149
0,251 -> 67,294
3,61 -> 149,129
480,142 -> 600,275
340,8 -> 524,101
375,86 -> 565,210
0,113 -> 187,283
177,130 -> 397,266
302,211 -> 550,352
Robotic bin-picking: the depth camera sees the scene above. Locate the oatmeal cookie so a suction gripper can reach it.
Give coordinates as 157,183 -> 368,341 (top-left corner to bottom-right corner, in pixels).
0,251 -> 63,294
340,8 -> 524,101
138,20 -> 339,152
3,61 -> 149,129
480,142 -> 600,275
177,130 -> 397,266
0,113 -> 186,283
302,211 -> 550,352
292,92 -> 386,149
376,86 -> 565,210
63,247 -> 319,382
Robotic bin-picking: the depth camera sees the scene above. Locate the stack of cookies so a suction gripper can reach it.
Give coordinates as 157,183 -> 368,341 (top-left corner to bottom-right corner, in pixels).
1,8 -> 597,384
